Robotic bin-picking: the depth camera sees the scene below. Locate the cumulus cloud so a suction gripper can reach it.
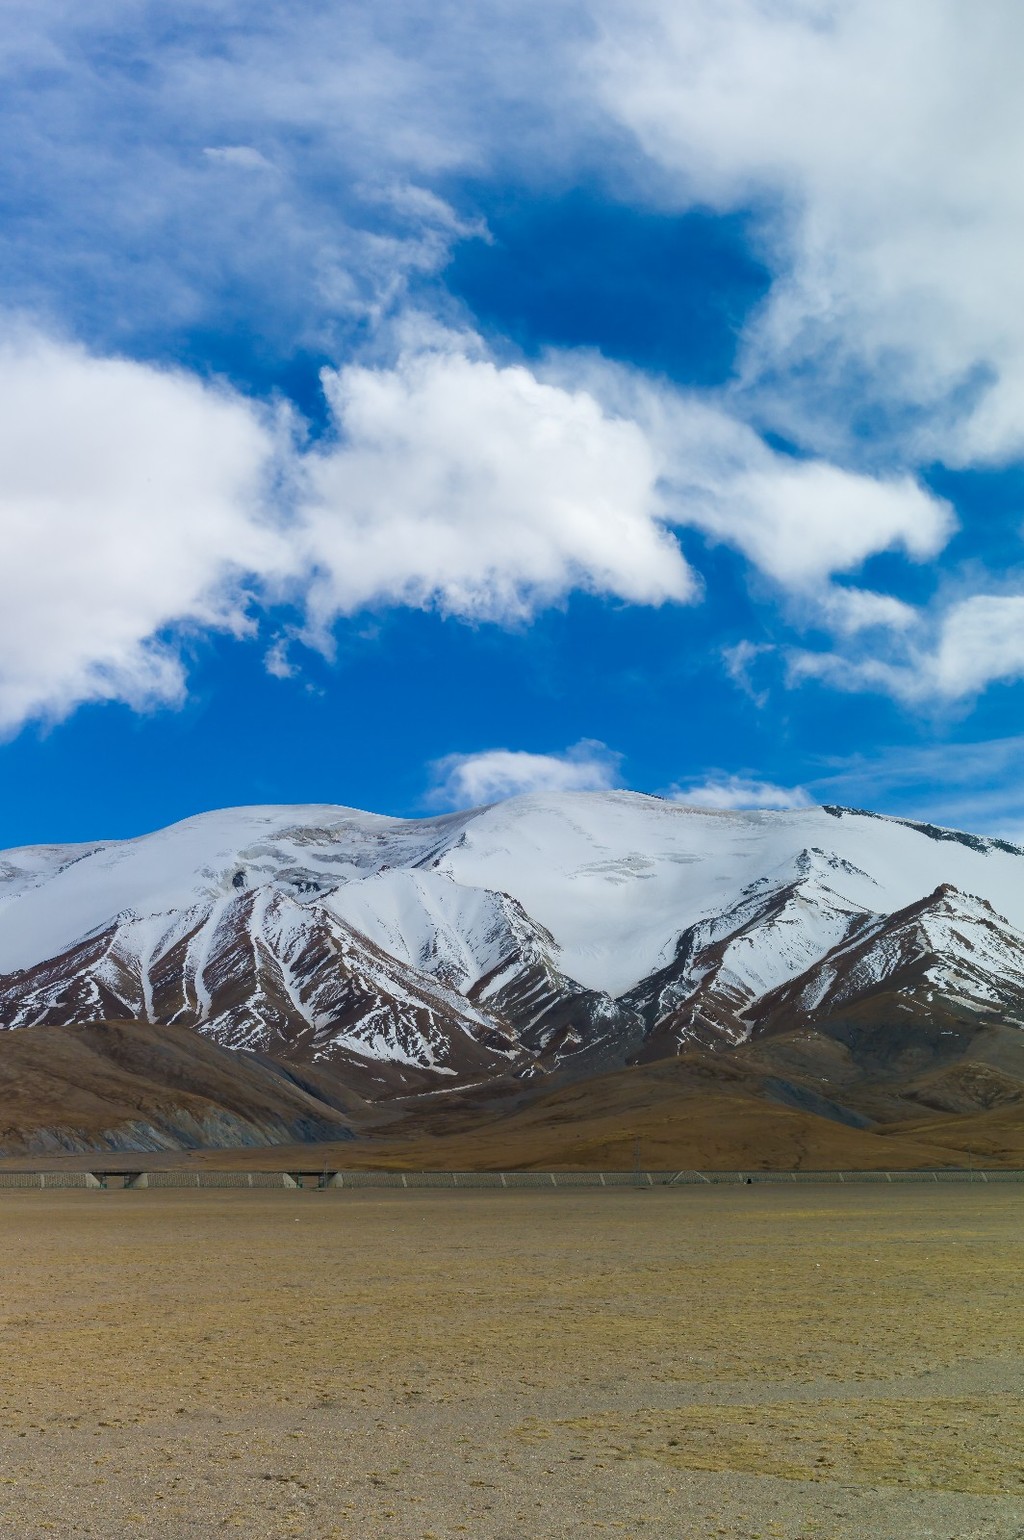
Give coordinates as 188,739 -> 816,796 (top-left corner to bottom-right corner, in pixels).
0,330 -> 286,731
667,774 -> 812,811
428,740 -> 623,807
299,334 -> 696,628
0,324 -> 701,731
926,597 -> 1024,697
0,312 -> 974,733
293,331 -> 953,645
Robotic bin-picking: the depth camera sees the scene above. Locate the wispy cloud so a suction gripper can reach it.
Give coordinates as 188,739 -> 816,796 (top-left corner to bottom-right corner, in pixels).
666,774 -> 812,811
722,640 -> 772,707
12,0 -> 1024,477
805,736 -> 1024,839
789,592 -> 1024,703
263,636 -> 299,680
0,2 -> 571,355
202,145 -> 274,173
427,740 -> 623,808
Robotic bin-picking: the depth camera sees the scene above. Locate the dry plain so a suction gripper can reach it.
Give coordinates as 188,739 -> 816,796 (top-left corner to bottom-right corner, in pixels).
0,1187 -> 1021,1539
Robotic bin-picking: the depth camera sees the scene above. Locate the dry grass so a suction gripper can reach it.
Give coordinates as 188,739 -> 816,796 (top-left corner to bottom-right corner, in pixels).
534,1395 -> 1024,1495
0,1187 -> 1021,1537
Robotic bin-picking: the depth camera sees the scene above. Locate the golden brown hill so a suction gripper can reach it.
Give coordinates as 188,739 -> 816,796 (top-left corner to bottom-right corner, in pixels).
0,1020 -> 356,1154
0,1016 -> 1023,1172
332,1055 -> 1012,1172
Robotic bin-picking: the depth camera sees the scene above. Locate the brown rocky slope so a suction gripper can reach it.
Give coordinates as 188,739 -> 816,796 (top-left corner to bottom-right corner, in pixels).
0,1020 -> 357,1154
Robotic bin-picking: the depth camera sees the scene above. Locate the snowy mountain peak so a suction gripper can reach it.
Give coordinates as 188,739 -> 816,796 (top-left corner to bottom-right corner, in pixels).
1,793 -> 1024,1086
749,882 -> 1024,1031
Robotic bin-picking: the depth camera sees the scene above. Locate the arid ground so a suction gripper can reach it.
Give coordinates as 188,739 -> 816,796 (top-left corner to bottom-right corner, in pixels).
0,1187 -> 1021,1539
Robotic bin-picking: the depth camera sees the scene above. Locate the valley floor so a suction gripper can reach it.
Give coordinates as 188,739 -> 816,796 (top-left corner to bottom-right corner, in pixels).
0,1188 -> 1021,1538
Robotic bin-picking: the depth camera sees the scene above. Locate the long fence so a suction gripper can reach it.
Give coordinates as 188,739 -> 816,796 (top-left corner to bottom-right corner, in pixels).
0,1168 -> 1021,1190
325,1167 -> 1024,1187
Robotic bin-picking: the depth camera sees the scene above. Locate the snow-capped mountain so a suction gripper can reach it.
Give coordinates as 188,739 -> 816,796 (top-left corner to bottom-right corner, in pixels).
749,883 -> 1024,1033
1,793 -> 1023,1091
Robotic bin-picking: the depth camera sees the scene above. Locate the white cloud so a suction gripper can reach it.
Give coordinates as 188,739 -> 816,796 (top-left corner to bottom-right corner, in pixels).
703,463 -> 953,591
264,635 -> 298,680
3,2 -> 1015,736
788,649 -> 914,702
0,324 -> 700,732
364,182 -> 489,242
667,774 -> 812,811
0,318 -> 966,733
0,3 -> 568,351
816,587 -> 918,637
8,1 -> 1024,481
428,740 -> 622,807
592,0 -> 1024,466
722,640 -> 772,707
202,145 -> 274,172
564,364 -> 955,597
927,596 -> 1024,698
299,333 -> 696,629
0,330 -> 286,732
790,593 -> 1024,703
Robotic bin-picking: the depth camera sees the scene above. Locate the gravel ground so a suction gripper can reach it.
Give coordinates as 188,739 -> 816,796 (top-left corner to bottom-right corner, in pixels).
0,1186 -> 1020,1538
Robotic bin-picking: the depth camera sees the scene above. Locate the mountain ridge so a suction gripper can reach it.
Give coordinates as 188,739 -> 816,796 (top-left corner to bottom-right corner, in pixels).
2,792 -> 1024,1157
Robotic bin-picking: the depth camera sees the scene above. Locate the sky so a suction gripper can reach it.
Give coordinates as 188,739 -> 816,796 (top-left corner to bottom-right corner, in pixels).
3,0 -> 1024,846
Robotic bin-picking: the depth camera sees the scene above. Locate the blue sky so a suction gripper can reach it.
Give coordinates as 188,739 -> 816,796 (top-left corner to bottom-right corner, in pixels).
3,1 -> 1024,847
